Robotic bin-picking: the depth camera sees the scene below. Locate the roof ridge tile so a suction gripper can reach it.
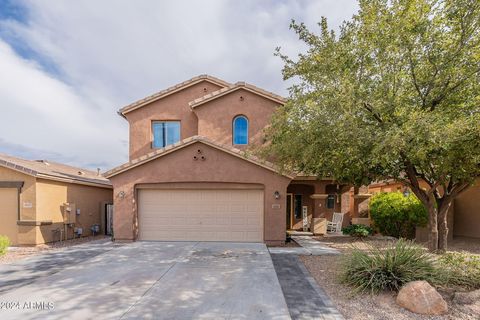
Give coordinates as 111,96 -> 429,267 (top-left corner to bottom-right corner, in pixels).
189,81 -> 286,109
119,75 -> 231,116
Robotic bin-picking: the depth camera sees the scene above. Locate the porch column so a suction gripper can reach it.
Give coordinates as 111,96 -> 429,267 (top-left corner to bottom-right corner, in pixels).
312,183 -> 326,218
310,183 -> 327,234
349,186 -> 360,218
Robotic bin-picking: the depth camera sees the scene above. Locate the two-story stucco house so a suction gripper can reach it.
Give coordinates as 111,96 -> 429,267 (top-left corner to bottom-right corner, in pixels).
105,75 -> 363,245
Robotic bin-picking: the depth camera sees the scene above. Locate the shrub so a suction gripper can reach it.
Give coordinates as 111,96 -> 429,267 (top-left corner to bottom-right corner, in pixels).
369,192 -> 428,238
341,239 -> 437,293
0,235 -> 10,256
342,224 -> 373,238
435,252 -> 480,289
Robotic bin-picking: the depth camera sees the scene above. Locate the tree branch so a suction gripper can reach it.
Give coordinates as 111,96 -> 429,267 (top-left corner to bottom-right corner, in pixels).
362,102 -> 383,123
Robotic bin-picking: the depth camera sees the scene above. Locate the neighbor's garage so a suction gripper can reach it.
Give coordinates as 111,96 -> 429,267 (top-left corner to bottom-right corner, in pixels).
137,189 -> 264,242
0,188 -> 18,245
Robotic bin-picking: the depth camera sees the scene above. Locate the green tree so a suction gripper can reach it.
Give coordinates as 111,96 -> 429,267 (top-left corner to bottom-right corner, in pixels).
268,0 -> 480,251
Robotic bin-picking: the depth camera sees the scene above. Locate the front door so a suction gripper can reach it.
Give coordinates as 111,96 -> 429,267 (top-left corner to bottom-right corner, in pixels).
286,193 -> 293,229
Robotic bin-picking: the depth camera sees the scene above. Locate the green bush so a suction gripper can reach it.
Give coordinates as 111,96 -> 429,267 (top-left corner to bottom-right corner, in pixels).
0,235 -> 10,256
341,239 -> 437,293
436,252 -> 480,289
342,224 -> 373,237
369,192 -> 428,238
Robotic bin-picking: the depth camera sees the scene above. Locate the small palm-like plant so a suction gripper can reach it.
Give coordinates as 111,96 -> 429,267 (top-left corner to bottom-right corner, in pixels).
341,239 -> 437,293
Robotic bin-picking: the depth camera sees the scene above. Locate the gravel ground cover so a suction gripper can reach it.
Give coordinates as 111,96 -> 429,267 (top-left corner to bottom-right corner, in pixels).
299,236 -> 480,320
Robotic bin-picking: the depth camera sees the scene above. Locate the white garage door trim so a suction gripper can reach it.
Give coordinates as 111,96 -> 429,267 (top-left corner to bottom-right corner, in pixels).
137,189 -> 264,242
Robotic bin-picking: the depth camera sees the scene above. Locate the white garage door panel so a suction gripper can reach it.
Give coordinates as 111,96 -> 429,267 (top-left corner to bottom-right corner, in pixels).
138,189 -> 264,242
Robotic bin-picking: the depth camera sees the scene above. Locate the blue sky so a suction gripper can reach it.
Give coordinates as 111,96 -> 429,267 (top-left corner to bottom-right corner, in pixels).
0,0 -> 358,170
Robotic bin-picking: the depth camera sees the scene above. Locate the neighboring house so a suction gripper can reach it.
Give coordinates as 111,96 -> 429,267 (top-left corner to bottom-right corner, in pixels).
0,154 -> 113,245
105,75 -> 363,245
368,179 -> 480,239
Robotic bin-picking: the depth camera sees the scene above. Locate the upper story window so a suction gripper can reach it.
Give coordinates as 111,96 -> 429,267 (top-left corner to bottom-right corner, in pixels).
233,115 -> 249,145
152,121 -> 180,148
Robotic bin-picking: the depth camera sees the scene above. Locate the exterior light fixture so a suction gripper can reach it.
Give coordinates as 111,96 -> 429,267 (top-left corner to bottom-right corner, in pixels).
274,191 -> 280,199
118,191 -> 126,199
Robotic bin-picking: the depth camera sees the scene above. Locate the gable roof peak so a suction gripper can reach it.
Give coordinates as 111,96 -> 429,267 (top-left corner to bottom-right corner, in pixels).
104,135 -> 294,179
189,81 -> 286,109
118,74 -> 231,117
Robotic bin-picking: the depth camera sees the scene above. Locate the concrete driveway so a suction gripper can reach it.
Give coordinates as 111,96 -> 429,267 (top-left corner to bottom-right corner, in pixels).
0,241 -> 290,320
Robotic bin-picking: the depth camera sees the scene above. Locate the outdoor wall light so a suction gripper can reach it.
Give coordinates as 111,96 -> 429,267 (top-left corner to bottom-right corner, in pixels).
118,191 -> 126,199
274,191 -> 280,199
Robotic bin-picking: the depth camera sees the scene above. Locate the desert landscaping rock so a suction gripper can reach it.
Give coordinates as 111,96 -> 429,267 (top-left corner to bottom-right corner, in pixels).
453,289 -> 480,315
396,281 -> 448,315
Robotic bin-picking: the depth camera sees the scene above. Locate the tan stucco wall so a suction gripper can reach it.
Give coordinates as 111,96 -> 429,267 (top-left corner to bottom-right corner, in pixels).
0,166 -> 36,220
0,188 -> 19,245
125,81 -> 223,160
453,179 -> 480,238
34,179 -> 113,244
110,141 -> 292,245
193,88 -> 280,148
0,167 -> 36,245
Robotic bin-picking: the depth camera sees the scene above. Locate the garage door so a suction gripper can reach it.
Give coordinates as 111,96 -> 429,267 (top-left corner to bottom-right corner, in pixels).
138,189 -> 264,242
0,188 -> 18,245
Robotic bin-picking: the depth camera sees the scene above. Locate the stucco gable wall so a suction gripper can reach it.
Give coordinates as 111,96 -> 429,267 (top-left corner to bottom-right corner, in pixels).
110,142 -> 291,243
125,81 -> 224,160
193,88 -> 281,148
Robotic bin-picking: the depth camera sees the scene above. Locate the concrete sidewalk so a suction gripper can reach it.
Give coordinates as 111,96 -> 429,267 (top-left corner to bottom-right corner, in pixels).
269,236 -> 340,256
271,254 -> 344,320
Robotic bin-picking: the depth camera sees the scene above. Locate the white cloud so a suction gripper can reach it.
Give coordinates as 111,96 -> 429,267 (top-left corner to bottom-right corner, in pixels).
0,40 -> 127,169
0,0 -> 358,169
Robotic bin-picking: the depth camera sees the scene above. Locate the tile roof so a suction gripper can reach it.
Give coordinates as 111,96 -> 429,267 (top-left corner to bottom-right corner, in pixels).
104,135 -> 294,179
189,81 -> 287,109
118,75 -> 231,116
0,153 -> 112,187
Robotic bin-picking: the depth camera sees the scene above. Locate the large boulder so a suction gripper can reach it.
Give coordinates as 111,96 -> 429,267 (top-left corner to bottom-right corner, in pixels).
396,281 -> 448,315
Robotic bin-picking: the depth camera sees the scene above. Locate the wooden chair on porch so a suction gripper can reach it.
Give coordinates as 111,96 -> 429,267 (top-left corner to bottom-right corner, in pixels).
327,212 -> 345,233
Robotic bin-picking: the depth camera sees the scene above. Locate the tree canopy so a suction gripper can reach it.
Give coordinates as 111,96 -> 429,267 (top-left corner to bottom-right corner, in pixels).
267,0 -> 480,250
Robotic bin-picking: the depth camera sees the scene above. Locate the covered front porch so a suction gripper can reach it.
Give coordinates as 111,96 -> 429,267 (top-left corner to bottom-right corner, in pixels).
285,177 -> 371,235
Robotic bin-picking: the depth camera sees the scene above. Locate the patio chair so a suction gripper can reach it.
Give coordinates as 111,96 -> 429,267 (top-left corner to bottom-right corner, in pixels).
327,212 -> 345,233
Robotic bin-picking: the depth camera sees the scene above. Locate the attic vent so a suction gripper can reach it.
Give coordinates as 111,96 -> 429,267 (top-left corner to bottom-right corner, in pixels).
203,87 -> 207,92
36,160 -> 49,166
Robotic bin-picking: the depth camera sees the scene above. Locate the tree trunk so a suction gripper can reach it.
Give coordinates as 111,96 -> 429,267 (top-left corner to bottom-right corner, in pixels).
437,199 -> 453,252
427,202 -> 439,252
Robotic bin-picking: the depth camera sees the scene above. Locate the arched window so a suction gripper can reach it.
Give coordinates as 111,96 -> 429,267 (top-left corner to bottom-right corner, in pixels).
233,115 -> 248,145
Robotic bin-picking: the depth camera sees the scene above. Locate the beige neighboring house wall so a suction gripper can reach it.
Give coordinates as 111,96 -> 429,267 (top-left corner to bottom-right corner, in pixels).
0,166 -> 36,245
0,154 -> 113,246
0,188 -> 18,245
453,178 -> 480,238
33,179 -> 113,244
